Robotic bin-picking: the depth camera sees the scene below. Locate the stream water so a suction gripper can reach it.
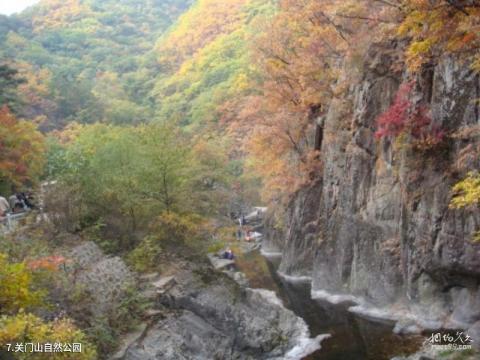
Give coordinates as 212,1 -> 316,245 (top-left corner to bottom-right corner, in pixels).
235,250 -> 424,360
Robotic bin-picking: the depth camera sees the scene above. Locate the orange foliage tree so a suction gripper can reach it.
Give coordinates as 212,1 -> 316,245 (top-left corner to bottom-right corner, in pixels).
398,0 -> 480,71
0,106 -> 46,192
232,0 -> 479,203
232,0 -> 387,202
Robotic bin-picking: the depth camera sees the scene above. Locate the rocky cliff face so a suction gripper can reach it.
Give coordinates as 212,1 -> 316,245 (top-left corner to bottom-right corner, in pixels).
265,45 -> 480,337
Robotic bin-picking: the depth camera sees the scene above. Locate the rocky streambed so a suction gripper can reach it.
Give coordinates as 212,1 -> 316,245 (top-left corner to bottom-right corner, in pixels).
236,249 -> 480,360
67,240 -> 476,360
121,259 -> 329,360
234,250 -> 427,360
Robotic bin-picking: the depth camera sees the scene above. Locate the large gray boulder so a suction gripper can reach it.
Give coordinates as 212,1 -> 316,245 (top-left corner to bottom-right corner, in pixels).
124,266 -> 328,359
68,242 -> 135,316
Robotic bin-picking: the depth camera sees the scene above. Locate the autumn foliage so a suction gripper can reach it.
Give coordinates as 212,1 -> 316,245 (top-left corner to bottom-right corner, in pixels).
0,106 -> 46,189
238,0 -> 480,200
451,172 -> 480,210
2,0 -> 478,205
450,171 -> 480,242
375,81 -> 445,148
0,253 -> 44,314
375,82 -> 416,139
0,253 -> 96,358
0,312 -> 97,359
156,0 -> 250,71
230,0 -> 389,201
398,0 -> 480,71
27,255 -> 68,272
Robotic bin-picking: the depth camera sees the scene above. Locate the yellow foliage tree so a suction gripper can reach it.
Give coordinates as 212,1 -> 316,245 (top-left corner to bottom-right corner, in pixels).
0,312 -> 96,359
0,254 -> 97,359
398,0 -> 480,71
240,0 -> 368,202
31,0 -> 93,33
450,172 -> 480,242
156,0 -> 249,71
0,253 -> 44,314
451,172 -> 480,209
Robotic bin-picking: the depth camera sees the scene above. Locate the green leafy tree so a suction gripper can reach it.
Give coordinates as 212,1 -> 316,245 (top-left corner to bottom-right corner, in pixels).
48,121 -> 229,251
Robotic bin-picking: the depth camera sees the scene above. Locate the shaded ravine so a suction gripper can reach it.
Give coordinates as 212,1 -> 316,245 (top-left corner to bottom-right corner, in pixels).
235,250 -> 424,360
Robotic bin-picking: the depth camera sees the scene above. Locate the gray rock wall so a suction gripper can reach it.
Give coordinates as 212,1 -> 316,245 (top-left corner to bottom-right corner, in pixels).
270,46 -> 480,333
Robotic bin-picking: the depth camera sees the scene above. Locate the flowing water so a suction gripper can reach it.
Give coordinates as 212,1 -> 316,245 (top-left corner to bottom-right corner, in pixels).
235,250 -> 423,360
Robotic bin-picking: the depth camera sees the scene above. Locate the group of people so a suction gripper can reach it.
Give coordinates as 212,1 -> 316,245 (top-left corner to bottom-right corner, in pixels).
0,192 -> 35,220
219,209 -> 265,262
235,210 -> 264,242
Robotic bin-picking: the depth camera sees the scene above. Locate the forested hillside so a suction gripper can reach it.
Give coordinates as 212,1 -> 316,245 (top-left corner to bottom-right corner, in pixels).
0,0 -> 193,129
152,0 -> 275,127
1,0 -> 480,359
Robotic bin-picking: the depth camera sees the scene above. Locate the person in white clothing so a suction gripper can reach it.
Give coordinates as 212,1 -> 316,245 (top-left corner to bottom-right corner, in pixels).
0,196 -> 10,219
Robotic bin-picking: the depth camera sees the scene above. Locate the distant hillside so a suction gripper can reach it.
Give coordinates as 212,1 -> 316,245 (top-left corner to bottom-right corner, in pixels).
152,0 -> 276,128
0,0 -> 194,129
0,0 -> 277,132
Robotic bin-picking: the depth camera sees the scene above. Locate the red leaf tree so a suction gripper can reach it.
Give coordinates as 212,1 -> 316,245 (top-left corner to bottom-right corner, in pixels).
375,81 -> 444,147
